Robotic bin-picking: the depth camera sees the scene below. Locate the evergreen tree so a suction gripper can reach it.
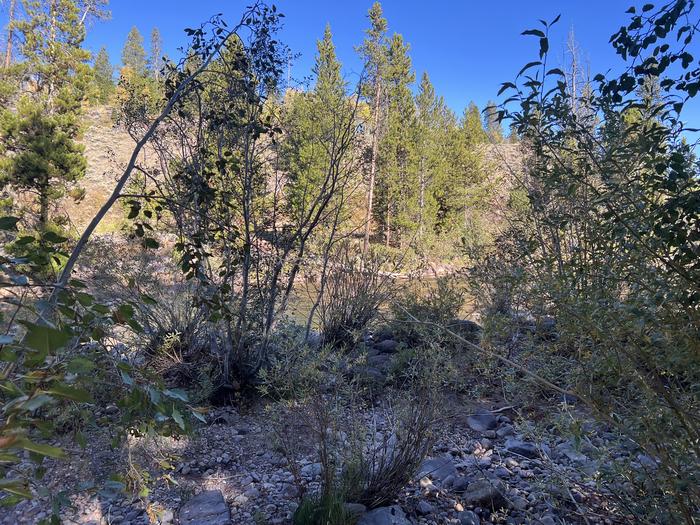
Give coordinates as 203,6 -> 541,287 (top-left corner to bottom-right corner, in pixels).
0,0 -> 89,229
378,32 -> 416,248
93,46 -> 113,102
462,102 -> 487,144
434,102 -> 491,249
284,24 -> 349,222
414,72 -> 439,247
121,25 -> 146,76
148,26 -> 163,80
314,24 -> 344,101
358,1 -> 388,253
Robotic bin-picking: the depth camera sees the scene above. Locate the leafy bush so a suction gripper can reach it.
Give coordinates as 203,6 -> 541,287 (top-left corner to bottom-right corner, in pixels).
390,275 -> 466,346
257,320 -> 334,400
472,4 -> 700,521
126,284 -> 220,403
318,243 -> 396,349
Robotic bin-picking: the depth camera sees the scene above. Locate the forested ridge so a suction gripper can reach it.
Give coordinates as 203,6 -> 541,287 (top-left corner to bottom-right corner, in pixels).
0,1 -> 697,524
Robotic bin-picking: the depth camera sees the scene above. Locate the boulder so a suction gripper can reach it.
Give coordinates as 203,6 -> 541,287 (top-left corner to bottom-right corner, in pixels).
357,505 -> 411,525
374,339 -> 399,353
462,479 -> 508,510
179,490 -> 231,525
467,411 -> 498,433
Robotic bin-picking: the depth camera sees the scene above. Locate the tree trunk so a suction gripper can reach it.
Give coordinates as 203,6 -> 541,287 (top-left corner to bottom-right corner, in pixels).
418,157 -> 425,241
363,80 -> 381,255
3,0 -> 16,69
38,181 -> 49,230
385,199 -> 391,248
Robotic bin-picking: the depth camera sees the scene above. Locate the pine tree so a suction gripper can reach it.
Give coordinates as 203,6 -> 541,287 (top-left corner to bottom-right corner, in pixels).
359,1 -> 388,253
462,102 -> 487,144
414,71 -> 453,250
434,102 -> 491,247
93,46 -> 113,102
314,24 -> 344,102
415,72 -> 437,245
379,32 -> 416,248
148,27 -> 163,80
284,24 -> 348,222
121,26 -> 147,76
0,0 -> 89,229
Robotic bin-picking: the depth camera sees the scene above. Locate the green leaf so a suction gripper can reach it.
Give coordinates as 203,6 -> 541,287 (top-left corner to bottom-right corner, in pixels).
46,384 -> 92,403
522,29 -> 545,38
67,357 -> 96,373
19,322 -> 71,362
41,231 -> 68,244
19,440 -> 66,459
164,389 -> 188,402
14,236 -> 35,246
0,217 -> 19,231
0,479 -> 32,499
76,293 -> 94,307
191,410 -> 207,424
22,394 -> 54,412
517,61 -> 541,77
172,408 -> 185,430
497,82 -> 516,95
142,237 -> 159,249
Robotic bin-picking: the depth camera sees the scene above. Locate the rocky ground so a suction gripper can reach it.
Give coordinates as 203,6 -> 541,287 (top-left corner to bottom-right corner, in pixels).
2,386 -> 652,525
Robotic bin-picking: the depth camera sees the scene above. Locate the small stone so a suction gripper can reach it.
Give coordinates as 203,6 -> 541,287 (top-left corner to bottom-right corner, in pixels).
244,486 -> 260,498
452,476 -> 469,492
511,496 -> 528,510
462,479 -> 508,510
419,477 -> 436,491
357,505 -> 410,525
301,463 -> 321,478
179,490 -> 231,525
416,501 -> 433,515
442,474 -> 455,489
417,457 -> 457,484
458,510 -> 481,525
496,424 -> 515,438
494,467 -> 510,478
504,438 -> 540,459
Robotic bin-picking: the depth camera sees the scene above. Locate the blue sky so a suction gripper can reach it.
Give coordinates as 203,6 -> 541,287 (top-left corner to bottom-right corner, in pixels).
3,1 -> 699,126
